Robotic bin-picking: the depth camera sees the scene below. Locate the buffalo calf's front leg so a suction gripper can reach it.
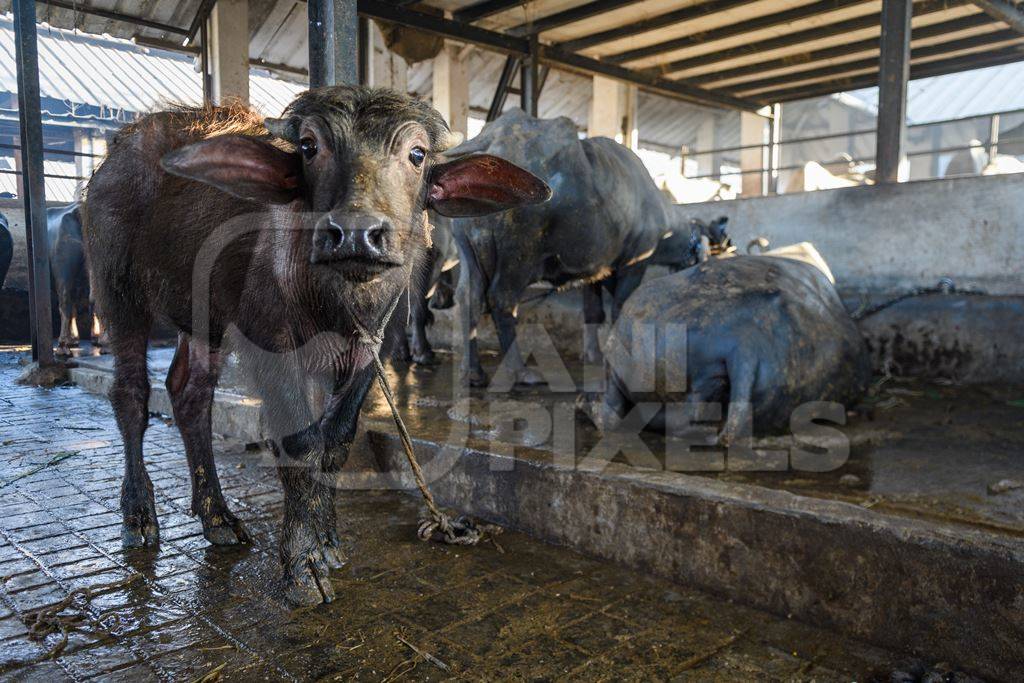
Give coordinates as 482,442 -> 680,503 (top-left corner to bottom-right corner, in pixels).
269,365 -> 375,606
166,334 -> 248,546
275,429 -> 339,606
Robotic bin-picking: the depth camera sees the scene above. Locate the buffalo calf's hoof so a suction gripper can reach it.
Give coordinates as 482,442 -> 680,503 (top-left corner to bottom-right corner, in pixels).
202,516 -> 250,546
322,530 -> 347,569
121,506 -> 159,548
198,505 -> 250,546
282,554 -> 336,606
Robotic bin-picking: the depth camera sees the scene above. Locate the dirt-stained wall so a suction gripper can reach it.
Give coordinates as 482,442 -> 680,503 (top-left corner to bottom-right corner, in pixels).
681,173 -> 1024,295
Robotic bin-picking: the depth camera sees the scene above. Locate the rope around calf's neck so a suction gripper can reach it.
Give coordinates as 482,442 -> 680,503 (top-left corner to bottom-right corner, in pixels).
347,292 -> 503,548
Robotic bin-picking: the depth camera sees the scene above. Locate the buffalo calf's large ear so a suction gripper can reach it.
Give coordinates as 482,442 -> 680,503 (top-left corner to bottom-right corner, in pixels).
160,135 -> 301,204
427,153 -> 551,217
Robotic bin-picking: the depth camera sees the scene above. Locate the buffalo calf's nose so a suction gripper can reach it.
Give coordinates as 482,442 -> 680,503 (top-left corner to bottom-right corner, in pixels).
311,214 -> 391,264
364,223 -> 386,254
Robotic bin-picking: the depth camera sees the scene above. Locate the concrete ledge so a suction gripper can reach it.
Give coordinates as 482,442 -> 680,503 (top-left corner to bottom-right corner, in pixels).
70,366 -> 266,443
366,429 -> 1024,681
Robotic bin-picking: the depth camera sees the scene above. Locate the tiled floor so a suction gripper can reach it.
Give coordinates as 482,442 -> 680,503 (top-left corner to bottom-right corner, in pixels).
0,349 -> 909,681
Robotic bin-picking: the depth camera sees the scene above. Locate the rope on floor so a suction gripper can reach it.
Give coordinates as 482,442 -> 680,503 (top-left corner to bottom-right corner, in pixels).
348,292 -> 503,549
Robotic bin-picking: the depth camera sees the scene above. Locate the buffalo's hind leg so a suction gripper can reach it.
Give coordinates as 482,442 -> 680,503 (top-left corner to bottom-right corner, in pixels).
166,333 -> 249,546
110,328 -> 159,548
719,356 -> 758,448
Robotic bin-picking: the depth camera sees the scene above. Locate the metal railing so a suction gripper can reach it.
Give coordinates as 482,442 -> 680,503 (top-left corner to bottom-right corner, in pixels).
678,108 -> 1024,193
0,143 -> 105,197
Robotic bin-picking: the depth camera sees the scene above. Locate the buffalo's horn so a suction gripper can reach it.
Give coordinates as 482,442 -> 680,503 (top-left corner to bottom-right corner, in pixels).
264,117 -> 297,142
437,129 -> 465,152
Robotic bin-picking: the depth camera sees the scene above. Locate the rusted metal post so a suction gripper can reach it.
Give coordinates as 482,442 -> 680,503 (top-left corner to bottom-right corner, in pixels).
875,0 -> 911,184
13,0 -> 54,365
309,0 -> 359,87
520,35 -> 539,116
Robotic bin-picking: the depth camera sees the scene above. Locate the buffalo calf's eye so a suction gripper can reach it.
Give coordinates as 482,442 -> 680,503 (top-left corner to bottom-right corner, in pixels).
300,137 -> 318,160
409,146 -> 426,167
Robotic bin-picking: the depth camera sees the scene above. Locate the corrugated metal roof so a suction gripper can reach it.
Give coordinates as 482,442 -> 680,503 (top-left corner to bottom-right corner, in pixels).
842,61 -> 1024,125
2,0 -> 1015,109
0,11 -> 721,152
0,14 -> 304,117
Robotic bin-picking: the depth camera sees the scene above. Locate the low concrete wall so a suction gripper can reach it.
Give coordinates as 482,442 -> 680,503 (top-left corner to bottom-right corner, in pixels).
683,173 -> 1024,295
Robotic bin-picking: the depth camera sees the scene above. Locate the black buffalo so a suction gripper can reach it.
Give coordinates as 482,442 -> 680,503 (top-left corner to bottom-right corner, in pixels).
447,109 -> 697,386
47,202 -> 94,352
592,255 -> 871,445
391,212 -> 458,365
0,212 -> 11,288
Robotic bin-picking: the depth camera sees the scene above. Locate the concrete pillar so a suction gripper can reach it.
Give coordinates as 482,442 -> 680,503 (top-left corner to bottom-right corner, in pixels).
588,76 -> 637,149
208,0 -> 250,106
695,116 -> 715,177
73,130 -> 105,199
432,43 -> 469,138
366,22 -> 407,92
740,111 -> 768,196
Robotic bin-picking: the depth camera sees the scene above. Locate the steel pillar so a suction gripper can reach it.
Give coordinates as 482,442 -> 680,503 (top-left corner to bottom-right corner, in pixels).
309,0 -> 359,87
13,0 -> 54,364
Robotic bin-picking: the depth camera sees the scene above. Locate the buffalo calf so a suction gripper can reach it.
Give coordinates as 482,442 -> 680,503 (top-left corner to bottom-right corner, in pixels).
85,87 -> 548,605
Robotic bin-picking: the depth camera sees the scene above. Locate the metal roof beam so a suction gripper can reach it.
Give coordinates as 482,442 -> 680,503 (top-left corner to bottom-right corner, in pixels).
538,45 -> 759,110
972,0 -> 1024,34
187,0 -> 219,44
360,0 -> 528,54
759,44 -> 1024,102
357,0 -> 760,110
650,0 -> 968,77
723,29 -> 1018,96
507,0 -> 645,37
455,0 -> 524,24
556,0 -> 762,52
688,14 -> 996,87
604,0 -> 871,64
38,0 -> 190,36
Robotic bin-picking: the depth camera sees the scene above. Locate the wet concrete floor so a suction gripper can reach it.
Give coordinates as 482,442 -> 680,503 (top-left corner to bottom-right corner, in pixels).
0,347 -> 926,680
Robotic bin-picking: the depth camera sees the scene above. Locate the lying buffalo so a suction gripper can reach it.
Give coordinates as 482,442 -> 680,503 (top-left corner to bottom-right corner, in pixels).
47,202 -> 95,353
0,212 -> 11,288
84,87 -> 548,605
591,255 -> 871,444
447,109 -> 697,385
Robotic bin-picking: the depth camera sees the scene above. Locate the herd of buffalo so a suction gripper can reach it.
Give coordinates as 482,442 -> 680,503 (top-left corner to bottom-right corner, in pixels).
4,86 -> 872,604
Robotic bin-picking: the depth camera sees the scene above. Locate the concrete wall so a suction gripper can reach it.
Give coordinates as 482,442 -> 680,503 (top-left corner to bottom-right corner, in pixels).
684,172 -> 1024,295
